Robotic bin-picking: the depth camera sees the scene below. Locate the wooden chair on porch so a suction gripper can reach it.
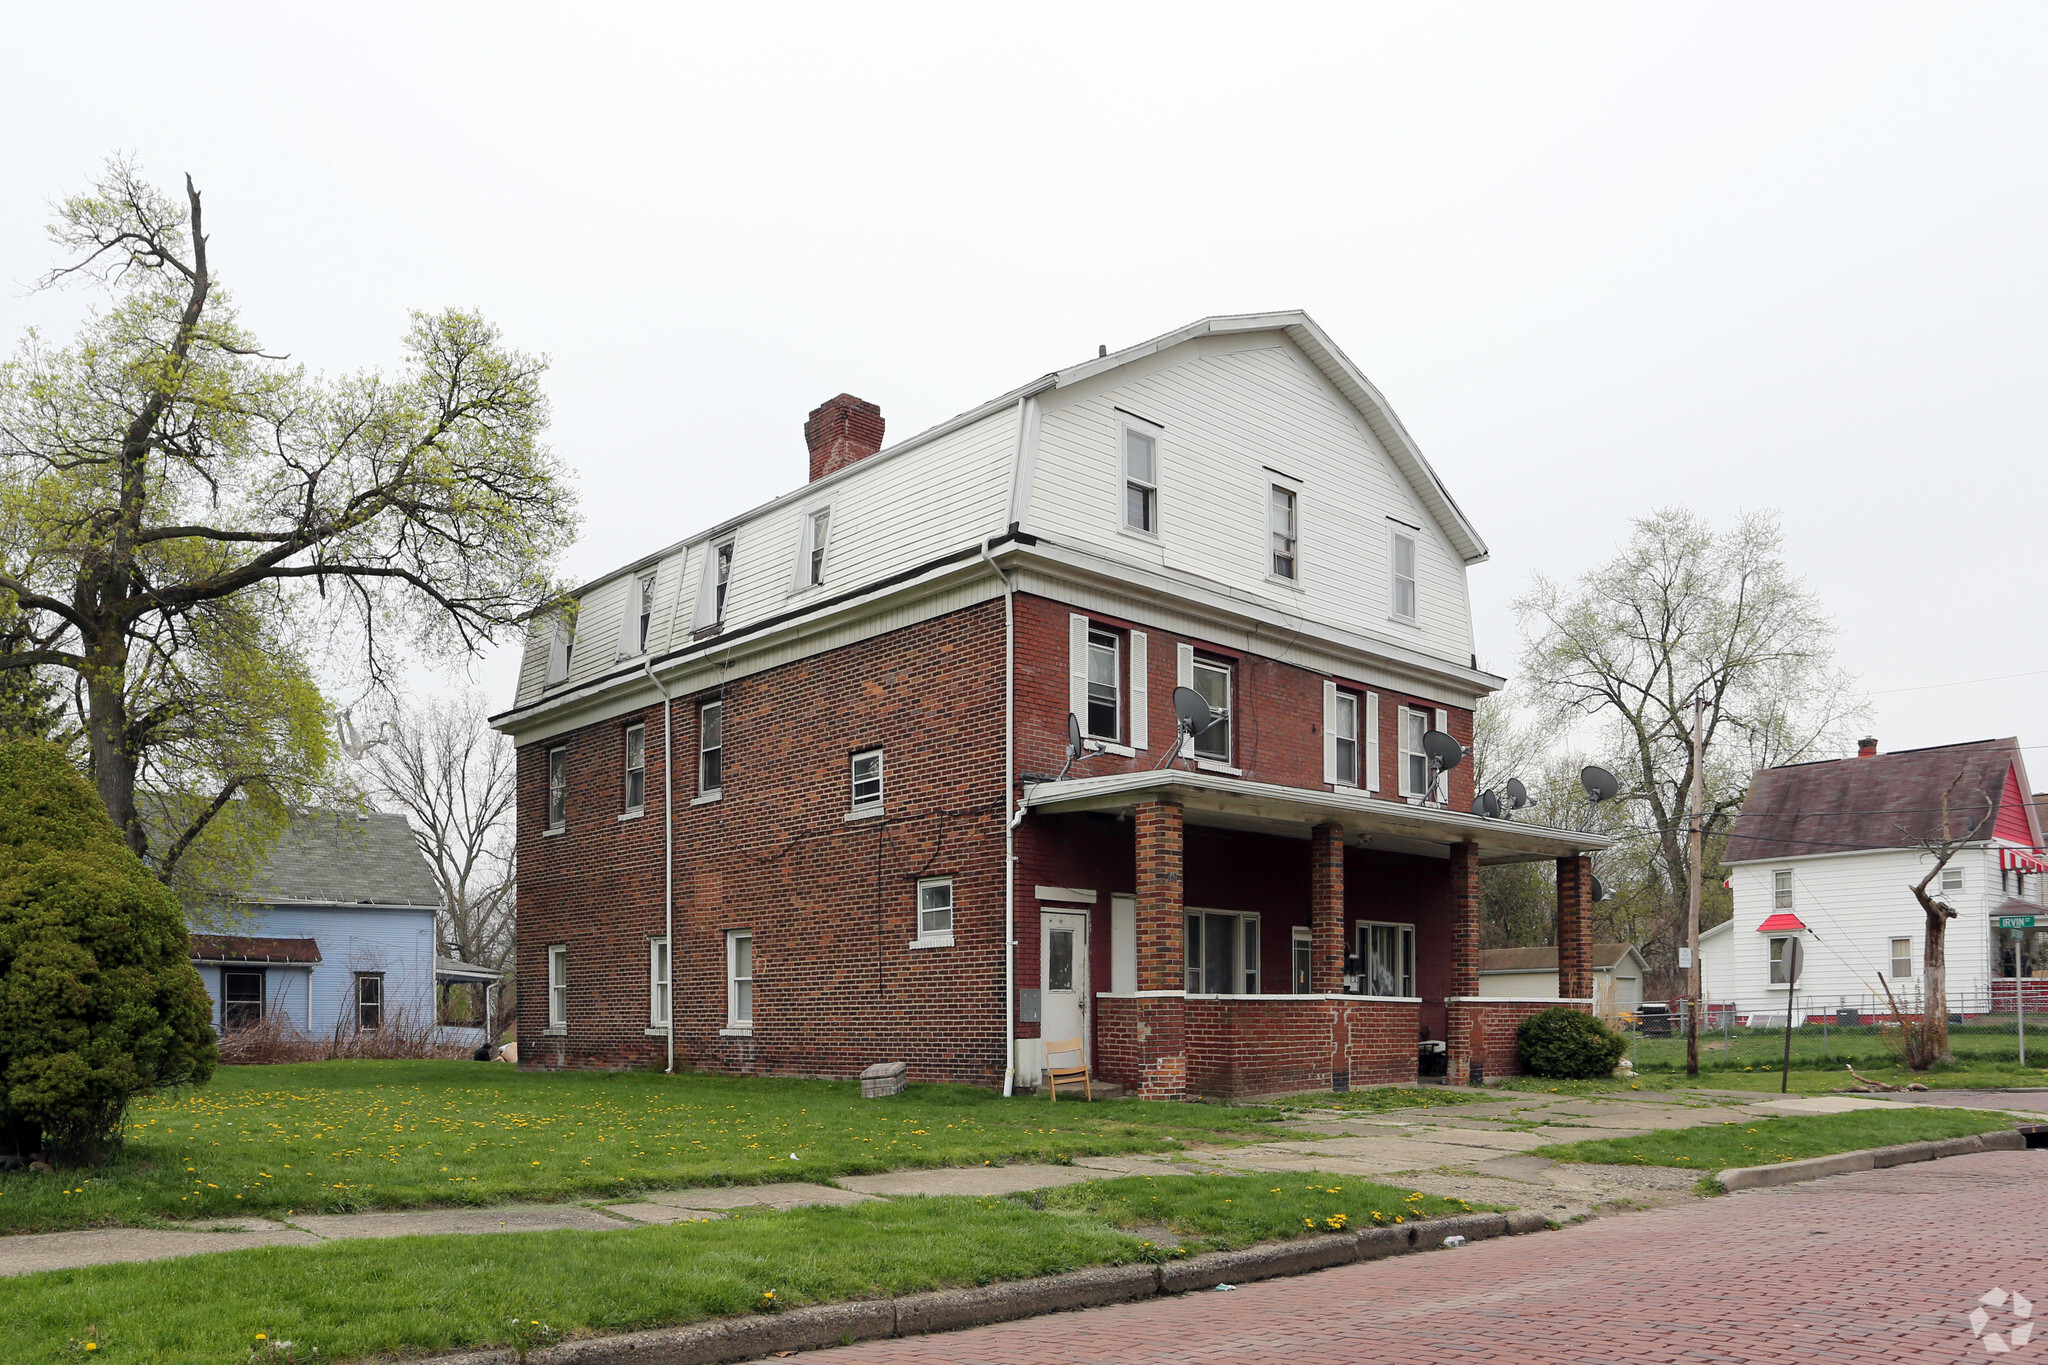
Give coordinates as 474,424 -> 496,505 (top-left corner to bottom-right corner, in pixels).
1044,1038 -> 1091,1101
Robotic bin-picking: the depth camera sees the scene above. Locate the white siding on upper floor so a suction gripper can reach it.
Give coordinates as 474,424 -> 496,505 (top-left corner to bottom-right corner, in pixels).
512,407 -> 1017,709
1023,332 -> 1474,669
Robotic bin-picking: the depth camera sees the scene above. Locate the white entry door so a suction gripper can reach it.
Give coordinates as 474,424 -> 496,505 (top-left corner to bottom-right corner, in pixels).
1041,912 -> 1090,1064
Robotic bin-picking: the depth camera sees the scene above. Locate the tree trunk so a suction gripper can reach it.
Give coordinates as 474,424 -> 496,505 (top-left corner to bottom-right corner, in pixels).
85,645 -> 145,859
1913,885 -> 1955,1065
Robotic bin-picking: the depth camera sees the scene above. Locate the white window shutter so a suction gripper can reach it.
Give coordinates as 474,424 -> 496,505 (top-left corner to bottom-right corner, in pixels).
545,617 -> 569,685
1396,706 -> 1413,797
1434,708 -> 1450,802
1365,691 -> 1380,792
1322,680 -> 1340,784
617,579 -> 640,658
1129,632 -> 1149,750
1176,643 -> 1195,757
1067,614 -> 1090,739
691,542 -> 719,630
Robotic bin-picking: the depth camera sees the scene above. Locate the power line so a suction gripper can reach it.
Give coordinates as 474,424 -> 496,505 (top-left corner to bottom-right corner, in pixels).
1871,667 -> 2048,695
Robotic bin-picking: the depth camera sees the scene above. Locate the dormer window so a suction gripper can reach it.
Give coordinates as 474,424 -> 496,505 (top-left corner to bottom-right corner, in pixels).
806,508 -> 831,587
635,574 -> 655,653
713,542 -> 734,623
1123,424 -> 1159,534
1390,531 -> 1417,622
1269,485 -> 1298,580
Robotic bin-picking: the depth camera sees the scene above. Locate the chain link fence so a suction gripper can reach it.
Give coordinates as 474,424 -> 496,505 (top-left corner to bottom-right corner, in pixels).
1616,992 -> 2043,1074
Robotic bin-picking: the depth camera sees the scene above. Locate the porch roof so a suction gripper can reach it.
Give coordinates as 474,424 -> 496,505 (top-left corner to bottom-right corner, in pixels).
1020,769 -> 1612,863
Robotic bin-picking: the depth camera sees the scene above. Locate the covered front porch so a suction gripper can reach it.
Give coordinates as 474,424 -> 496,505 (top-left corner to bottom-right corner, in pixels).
1018,769 -> 1612,1100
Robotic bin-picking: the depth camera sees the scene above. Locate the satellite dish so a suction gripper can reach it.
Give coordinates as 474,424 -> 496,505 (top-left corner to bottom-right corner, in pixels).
1580,765 -> 1620,803
1066,713 -> 1083,758
1504,777 -> 1529,810
1421,730 -> 1464,773
1171,686 -> 1215,736
1471,789 -> 1501,819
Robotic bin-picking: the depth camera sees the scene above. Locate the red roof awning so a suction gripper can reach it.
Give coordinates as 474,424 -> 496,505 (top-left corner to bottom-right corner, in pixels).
1757,913 -> 1807,933
2001,848 -> 2048,877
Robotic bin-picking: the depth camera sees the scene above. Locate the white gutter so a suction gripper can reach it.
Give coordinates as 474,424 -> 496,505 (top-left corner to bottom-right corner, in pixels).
642,658 -> 676,1075
980,535 -> 1019,1098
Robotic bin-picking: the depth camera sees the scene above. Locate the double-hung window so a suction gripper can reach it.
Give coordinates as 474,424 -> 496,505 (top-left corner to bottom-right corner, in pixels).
1330,690 -> 1359,787
547,945 -> 568,1030
1403,708 -> 1429,797
1123,425 -> 1158,534
547,747 -> 567,830
1890,937 -> 1913,979
222,969 -> 264,1030
635,573 -> 656,653
1390,531 -> 1417,622
726,931 -> 752,1028
624,725 -> 645,812
713,541 -> 735,624
1940,867 -> 1964,899
1191,657 -> 1232,762
699,701 -> 723,796
850,748 -> 883,812
355,972 -> 384,1030
1183,911 -> 1261,994
1356,922 -> 1416,998
1269,485 -> 1298,580
1773,869 -> 1794,911
1085,630 -> 1121,741
916,877 -> 954,946
806,509 -> 831,587
649,937 -> 671,1027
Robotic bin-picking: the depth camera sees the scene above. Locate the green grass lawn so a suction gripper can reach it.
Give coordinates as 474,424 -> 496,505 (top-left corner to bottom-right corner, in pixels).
1268,1085 -> 1489,1114
4,1172 -> 1472,1365
1628,1021 -> 2041,1073
1495,1056 -> 2048,1098
0,1061 -> 1289,1235
1531,1106 -> 2013,1170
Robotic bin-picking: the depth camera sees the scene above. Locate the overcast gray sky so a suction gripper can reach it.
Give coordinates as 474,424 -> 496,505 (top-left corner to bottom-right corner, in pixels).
6,3 -> 2044,769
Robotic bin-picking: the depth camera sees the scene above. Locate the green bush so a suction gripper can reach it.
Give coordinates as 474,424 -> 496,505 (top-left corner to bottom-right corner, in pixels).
1517,1006 -> 1627,1080
0,741 -> 216,1164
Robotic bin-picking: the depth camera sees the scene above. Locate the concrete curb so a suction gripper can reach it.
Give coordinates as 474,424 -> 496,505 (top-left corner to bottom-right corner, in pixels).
422,1210 -> 1553,1365
1717,1127 -> 2028,1192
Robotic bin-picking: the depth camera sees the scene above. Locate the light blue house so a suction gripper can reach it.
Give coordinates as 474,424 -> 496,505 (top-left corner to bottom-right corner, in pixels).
189,812 -> 494,1048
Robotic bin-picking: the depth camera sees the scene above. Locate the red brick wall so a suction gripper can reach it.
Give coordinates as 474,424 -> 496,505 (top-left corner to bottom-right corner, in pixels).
1557,855 -> 1592,1000
1013,593 -> 1473,810
1447,998 -> 1590,1081
1183,996 -> 1419,1099
1094,994 -> 1187,1101
1309,823 -> 1344,992
514,600 -> 1008,1084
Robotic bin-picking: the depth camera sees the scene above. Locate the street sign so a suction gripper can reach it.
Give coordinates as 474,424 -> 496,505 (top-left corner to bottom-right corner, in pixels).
1998,915 -> 2037,929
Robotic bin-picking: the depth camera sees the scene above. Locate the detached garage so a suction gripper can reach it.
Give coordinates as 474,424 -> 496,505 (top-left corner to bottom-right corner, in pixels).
1477,943 -> 1650,1022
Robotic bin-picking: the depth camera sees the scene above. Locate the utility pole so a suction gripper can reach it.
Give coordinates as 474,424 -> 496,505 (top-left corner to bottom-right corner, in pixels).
1685,695 -> 1704,1079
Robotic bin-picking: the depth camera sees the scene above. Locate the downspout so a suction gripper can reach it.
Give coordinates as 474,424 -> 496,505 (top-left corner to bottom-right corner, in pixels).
980,537 -> 1019,1097
642,658 -> 676,1074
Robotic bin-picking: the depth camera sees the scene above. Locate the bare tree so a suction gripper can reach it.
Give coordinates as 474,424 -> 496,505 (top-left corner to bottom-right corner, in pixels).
1515,508 -> 1867,974
357,692 -> 516,1009
1877,774 -> 1998,1067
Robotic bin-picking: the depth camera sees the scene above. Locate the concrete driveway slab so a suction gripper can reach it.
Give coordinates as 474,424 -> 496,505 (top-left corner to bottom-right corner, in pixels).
633,1182 -> 880,1211
602,1203 -> 728,1224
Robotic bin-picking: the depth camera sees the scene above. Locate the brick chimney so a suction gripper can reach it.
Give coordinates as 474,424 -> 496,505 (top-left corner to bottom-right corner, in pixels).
804,394 -> 885,482
1858,736 -> 1878,759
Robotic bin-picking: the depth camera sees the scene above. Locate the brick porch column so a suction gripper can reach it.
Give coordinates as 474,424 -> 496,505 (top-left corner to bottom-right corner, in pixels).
1448,841 -> 1479,998
1447,840 -> 1481,1083
1309,822 -> 1345,993
1557,854 -> 1593,1000
1130,798 -> 1187,1100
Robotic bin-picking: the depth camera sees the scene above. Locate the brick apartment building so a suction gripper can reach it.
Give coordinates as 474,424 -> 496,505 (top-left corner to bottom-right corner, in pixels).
493,311 -> 1609,1099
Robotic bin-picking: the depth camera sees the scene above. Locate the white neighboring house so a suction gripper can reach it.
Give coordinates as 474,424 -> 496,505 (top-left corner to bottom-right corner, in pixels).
1715,737 -> 2046,1023
1476,944 -> 1648,1022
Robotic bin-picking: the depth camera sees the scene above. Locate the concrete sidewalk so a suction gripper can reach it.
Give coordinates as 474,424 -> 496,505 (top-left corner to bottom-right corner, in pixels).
0,1084 -> 1956,1278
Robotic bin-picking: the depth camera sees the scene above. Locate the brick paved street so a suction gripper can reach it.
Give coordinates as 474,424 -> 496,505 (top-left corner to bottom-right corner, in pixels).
821,1150 -> 2048,1364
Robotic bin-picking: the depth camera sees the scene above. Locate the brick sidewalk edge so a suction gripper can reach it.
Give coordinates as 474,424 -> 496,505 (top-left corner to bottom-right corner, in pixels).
1717,1126 -> 2027,1191
420,1209 -> 1550,1365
